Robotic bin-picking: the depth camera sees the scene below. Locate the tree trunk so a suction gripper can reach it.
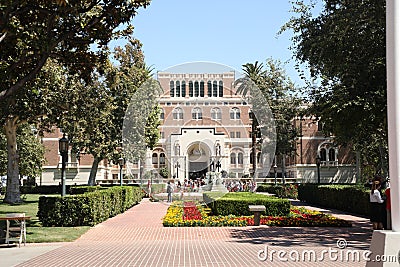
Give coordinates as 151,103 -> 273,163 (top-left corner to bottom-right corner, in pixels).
87,156 -> 100,186
252,120 -> 258,187
4,117 -> 21,204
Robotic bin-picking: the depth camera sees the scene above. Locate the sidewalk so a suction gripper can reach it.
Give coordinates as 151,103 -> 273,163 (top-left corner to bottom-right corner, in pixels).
2,198 -> 372,267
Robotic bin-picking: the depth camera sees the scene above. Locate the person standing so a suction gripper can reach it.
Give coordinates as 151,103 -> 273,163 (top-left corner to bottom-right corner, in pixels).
167,181 -> 173,203
370,180 -> 385,230
385,185 -> 392,230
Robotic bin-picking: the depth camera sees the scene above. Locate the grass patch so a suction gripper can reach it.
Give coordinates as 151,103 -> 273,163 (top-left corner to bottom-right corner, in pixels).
0,194 -> 91,243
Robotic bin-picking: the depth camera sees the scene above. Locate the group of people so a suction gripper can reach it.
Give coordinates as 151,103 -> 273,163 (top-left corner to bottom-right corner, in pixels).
369,176 -> 391,230
224,180 -> 256,192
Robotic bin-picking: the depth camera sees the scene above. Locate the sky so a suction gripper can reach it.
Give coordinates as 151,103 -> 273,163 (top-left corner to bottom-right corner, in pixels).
115,0 -> 318,87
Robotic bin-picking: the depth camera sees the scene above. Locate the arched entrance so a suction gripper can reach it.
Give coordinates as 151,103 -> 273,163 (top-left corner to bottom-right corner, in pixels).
187,142 -> 211,180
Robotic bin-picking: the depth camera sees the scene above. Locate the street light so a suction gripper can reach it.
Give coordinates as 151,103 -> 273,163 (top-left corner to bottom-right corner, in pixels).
273,164 -> 277,185
316,155 -> 321,184
175,161 -> 180,179
118,157 -> 125,186
58,133 -> 69,196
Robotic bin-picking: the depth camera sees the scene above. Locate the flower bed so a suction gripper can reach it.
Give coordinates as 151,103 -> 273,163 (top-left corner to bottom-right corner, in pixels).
163,202 -> 352,227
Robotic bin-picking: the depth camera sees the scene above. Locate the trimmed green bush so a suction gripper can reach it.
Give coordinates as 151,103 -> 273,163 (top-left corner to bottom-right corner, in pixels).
298,184 -> 370,216
38,186 -> 144,227
256,184 -> 299,199
204,192 -> 290,216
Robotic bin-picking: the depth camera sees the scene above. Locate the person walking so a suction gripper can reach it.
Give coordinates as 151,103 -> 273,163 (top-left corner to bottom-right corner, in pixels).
167,181 -> 173,203
370,180 -> 385,230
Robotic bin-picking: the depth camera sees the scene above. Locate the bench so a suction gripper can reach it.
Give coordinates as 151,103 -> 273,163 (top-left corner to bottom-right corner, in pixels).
249,205 -> 266,226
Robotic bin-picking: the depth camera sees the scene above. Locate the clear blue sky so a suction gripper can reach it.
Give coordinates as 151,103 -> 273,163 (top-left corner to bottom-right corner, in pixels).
119,0 -> 317,86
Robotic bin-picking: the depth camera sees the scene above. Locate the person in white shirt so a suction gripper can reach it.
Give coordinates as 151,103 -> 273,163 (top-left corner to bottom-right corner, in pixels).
370,180 -> 385,230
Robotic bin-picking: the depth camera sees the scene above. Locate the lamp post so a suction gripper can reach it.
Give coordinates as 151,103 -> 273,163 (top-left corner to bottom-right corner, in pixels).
59,133 -> 69,197
118,157 -> 125,186
175,160 -> 180,179
316,155 -> 321,184
273,164 -> 277,185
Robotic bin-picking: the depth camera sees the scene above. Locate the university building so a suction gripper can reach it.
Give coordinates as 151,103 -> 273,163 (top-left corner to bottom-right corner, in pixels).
39,71 -> 357,186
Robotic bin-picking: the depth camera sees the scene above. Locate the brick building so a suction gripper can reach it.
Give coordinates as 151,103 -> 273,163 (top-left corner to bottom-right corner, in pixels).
39,71 -> 357,185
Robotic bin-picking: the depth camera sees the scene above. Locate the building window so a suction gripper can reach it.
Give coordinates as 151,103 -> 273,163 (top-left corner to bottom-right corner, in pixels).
200,81 -> 205,97
173,107 -> 183,120
207,81 -> 212,97
181,81 -> 186,97
230,132 -> 235,138
213,80 -> 218,97
189,81 -> 193,97
176,81 -> 180,97
320,148 -> 327,161
152,153 -> 158,165
219,81 -> 223,97
192,107 -> 202,120
238,152 -> 243,165
230,107 -> 240,119
170,81 -> 174,97
236,131 -> 241,138
160,109 -> 164,120
159,153 -> 166,166
250,152 -> 253,165
194,81 -> 199,97
257,152 -> 261,164
160,132 -> 164,139
230,153 -> 236,165
329,148 -> 335,161
211,107 -> 221,120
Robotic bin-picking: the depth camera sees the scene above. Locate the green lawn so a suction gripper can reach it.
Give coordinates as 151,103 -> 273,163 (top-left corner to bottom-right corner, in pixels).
0,194 -> 90,243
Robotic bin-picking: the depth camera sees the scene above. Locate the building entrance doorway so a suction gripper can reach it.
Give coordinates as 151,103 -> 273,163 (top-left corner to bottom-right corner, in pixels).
187,142 -> 210,180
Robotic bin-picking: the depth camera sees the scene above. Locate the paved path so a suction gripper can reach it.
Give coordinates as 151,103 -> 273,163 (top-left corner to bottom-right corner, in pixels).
5,198 -> 372,267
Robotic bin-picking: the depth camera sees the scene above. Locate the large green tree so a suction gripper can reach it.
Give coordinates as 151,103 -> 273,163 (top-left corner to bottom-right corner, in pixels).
0,0 -> 150,101
283,0 -> 387,177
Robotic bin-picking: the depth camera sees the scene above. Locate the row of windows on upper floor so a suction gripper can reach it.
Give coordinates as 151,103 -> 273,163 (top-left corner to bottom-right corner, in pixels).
160,107 -> 241,120
170,81 -> 224,97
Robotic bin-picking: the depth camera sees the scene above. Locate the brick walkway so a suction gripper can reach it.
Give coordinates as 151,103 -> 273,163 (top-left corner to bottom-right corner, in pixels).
15,198 -> 372,267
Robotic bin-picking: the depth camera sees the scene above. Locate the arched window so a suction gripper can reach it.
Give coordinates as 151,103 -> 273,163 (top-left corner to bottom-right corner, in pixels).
211,107 -> 221,120
152,153 -> 158,165
320,148 -> 327,161
159,153 -> 166,165
230,153 -> 236,165
194,81 -> 199,97
173,107 -> 183,120
200,81 -> 205,97
192,107 -> 202,120
238,152 -> 243,165
230,107 -> 240,119
175,81 -> 180,97
213,80 -> 218,97
219,81 -> 223,97
181,81 -> 186,97
160,109 -> 164,120
207,81 -> 212,97
328,148 -> 335,161
170,81 -> 174,97
189,81 -> 193,97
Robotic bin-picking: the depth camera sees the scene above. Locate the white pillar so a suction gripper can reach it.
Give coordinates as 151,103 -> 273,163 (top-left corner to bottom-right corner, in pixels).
367,2 -> 400,266
386,0 -> 400,232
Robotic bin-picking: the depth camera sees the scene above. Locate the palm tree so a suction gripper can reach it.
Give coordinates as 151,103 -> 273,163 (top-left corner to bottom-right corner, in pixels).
234,61 -> 265,185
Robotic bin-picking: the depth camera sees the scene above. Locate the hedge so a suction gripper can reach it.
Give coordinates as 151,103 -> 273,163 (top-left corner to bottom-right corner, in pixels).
297,184 -> 370,216
256,184 -> 299,199
203,192 -> 290,216
38,186 -> 144,226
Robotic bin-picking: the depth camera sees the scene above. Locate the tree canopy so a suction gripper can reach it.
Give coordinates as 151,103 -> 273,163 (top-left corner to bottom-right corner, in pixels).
283,0 -> 387,176
0,0 -> 150,101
